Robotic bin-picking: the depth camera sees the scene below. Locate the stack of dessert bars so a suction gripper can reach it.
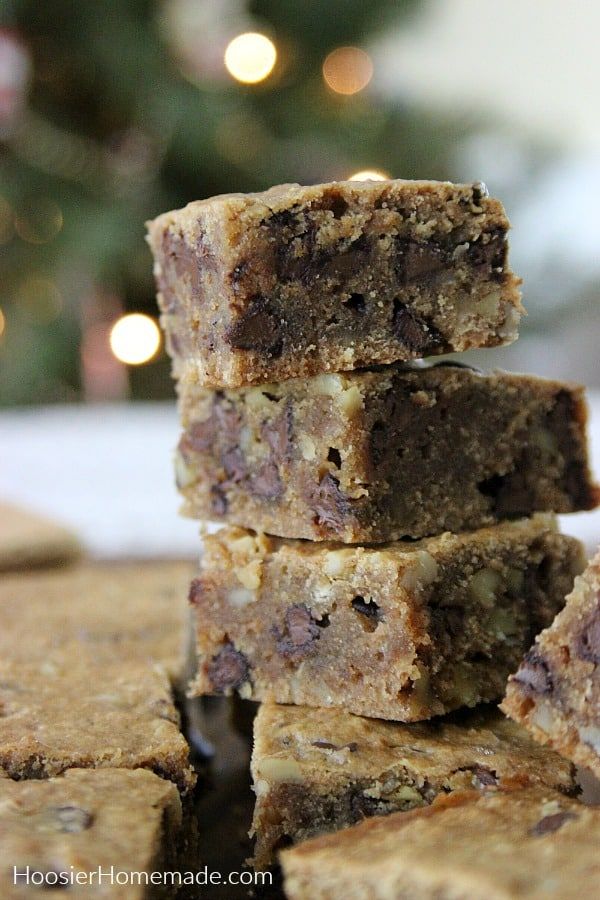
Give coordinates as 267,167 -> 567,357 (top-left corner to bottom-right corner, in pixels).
148,180 -> 599,869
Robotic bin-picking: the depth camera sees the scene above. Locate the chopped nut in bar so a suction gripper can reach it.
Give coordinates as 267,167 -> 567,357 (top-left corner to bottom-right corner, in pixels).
177,364 -> 598,542
280,785 -> 598,900
503,546 -> 600,780
189,515 -> 584,721
250,702 -> 576,867
147,180 -> 522,387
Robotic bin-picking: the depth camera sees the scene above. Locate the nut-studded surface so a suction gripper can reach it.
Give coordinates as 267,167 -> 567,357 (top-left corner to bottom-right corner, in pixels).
189,516 -> 584,721
503,547 -> 600,779
147,180 -> 523,388
280,785 -> 600,900
250,703 -> 576,868
176,364 -> 599,542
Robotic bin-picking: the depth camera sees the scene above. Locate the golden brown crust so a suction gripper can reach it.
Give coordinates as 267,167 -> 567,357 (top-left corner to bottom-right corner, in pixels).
281,786 -> 599,899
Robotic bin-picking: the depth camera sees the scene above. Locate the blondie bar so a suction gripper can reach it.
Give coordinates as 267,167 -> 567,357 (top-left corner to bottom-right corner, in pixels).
281,786 -> 596,899
503,547 -> 600,779
0,768 -> 181,899
147,180 -> 522,387
0,562 -> 194,685
0,658 -> 195,792
250,703 -> 575,867
176,364 -> 598,541
0,503 -> 82,572
189,516 -> 583,720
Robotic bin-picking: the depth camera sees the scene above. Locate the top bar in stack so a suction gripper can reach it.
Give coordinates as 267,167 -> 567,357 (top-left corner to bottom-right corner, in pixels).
147,179 -> 522,387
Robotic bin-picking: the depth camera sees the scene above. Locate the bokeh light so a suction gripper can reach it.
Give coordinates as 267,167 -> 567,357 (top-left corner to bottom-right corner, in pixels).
224,33 -> 277,84
0,307 -> 5,338
14,198 -> 63,244
322,47 -> 373,95
109,313 -> 161,365
348,169 -> 390,181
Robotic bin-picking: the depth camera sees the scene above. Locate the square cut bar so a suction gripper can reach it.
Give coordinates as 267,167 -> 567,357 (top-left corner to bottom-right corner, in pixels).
147,180 -> 522,387
250,703 -> 576,868
0,502 -> 82,572
176,364 -> 599,542
0,658 -> 196,792
189,516 -> 584,721
0,768 -> 182,900
503,547 -> 600,780
280,786 -> 598,900
0,561 -> 194,686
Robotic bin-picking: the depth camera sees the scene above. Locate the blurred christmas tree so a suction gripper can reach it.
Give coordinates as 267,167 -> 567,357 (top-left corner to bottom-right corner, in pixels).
0,0 -> 468,405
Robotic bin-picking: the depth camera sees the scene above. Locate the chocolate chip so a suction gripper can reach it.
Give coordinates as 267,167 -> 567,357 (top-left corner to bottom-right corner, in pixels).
225,296 -> 283,356
469,765 -> 498,787
392,300 -> 440,353
349,791 -> 393,821
575,600 -> 600,664
207,643 -> 249,693
249,460 -> 282,499
188,578 -> 204,605
222,447 -> 247,482
530,811 -> 577,836
310,473 -> 351,535
274,605 -> 321,661
210,484 -> 228,515
180,417 -> 216,455
318,190 -> 349,219
49,806 -> 94,833
261,399 -> 293,463
351,596 -> 382,628
396,238 -> 449,283
513,649 -> 554,695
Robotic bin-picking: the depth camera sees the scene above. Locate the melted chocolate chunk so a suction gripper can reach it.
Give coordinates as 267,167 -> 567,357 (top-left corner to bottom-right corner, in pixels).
575,598 -> 600,665
249,460 -> 283,499
49,806 -> 94,833
222,447 -> 247,483
210,484 -> 228,515
207,643 -> 249,693
262,400 -> 293,463
188,577 -> 203,605
225,296 -> 283,356
349,791 -> 394,821
310,473 -> 351,535
530,810 -> 577,836
274,605 -> 321,661
182,417 -> 216,454
392,300 -> 440,353
396,238 -> 449,284
513,649 -> 554,695
471,182 -> 489,204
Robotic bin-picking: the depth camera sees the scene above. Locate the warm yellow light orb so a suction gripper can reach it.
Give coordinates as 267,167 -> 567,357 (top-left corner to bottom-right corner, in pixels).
109,313 -> 161,365
322,47 -> 373,95
0,307 -> 5,338
348,169 -> 390,182
224,32 -> 277,84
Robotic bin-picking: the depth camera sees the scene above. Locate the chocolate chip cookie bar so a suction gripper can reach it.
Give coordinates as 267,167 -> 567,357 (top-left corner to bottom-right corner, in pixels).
0,658 -> 196,792
281,785 -> 596,900
0,768 -> 181,899
503,547 -> 600,779
250,703 -> 575,867
176,364 -> 598,542
147,180 -> 522,387
0,502 -> 82,572
0,562 -> 194,686
189,516 -> 583,720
